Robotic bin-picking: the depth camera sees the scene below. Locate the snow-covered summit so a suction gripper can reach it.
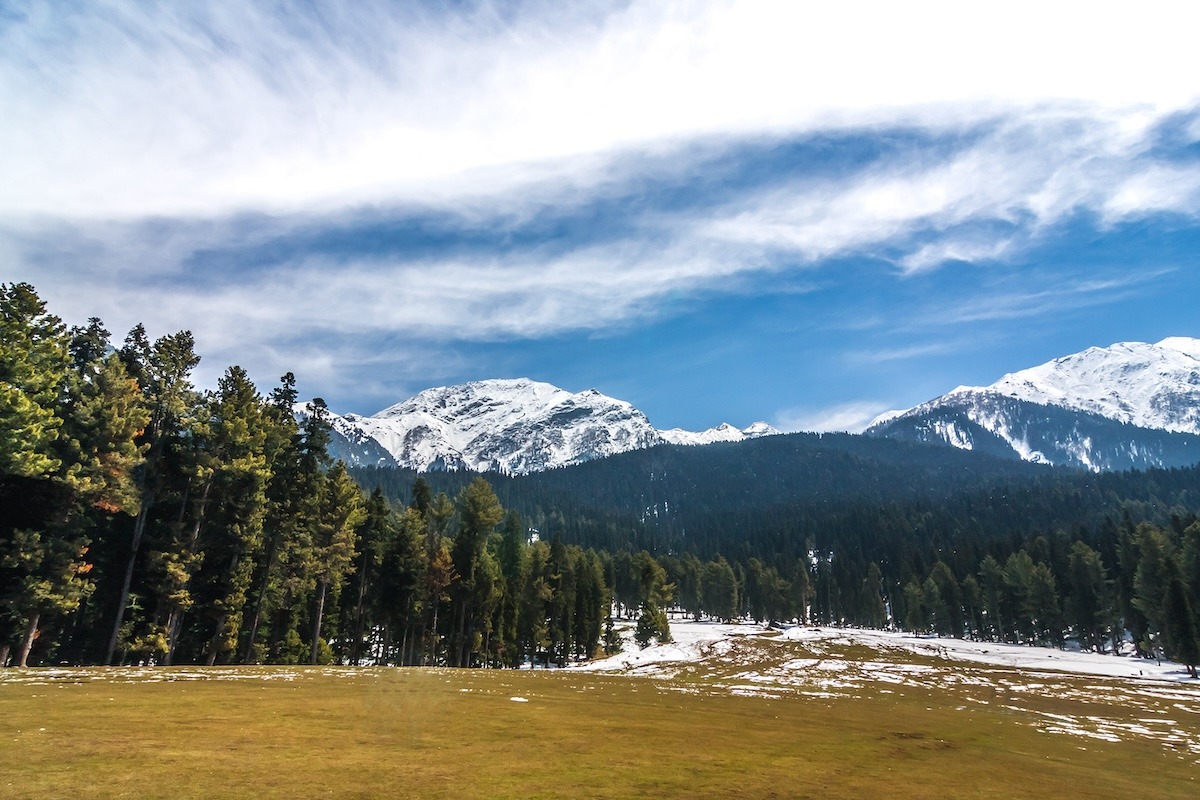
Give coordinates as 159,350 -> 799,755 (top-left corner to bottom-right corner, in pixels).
324,378 -> 781,474
867,337 -> 1200,471
956,337 -> 1200,434
659,421 -> 780,446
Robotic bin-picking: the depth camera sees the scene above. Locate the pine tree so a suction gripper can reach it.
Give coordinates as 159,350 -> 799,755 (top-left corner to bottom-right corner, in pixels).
240,373 -> 303,663
1133,524 -> 1175,658
370,505 -> 426,665
633,551 -> 672,645
58,350 -> 149,514
448,478 -> 504,667
902,580 -> 925,633
264,398 -> 332,663
1,290 -> 146,666
925,561 -> 962,637
1067,541 -> 1111,652
862,562 -> 887,629
703,556 -> 738,622
977,555 -> 1007,641
493,511 -> 525,667
341,487 -> 394,665
2,527 -> 95,667
0,282 -> 70,480
104,327 -> 200,664
1161,572 -> 1200,678
194,366 -> 271,665
309,462 -> 365,664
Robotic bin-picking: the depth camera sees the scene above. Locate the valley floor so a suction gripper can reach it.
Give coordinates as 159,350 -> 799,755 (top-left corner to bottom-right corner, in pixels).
3,622 -> 1199,798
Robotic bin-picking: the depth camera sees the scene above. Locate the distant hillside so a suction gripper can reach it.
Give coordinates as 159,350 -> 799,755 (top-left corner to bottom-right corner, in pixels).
352,431 -> 1200,562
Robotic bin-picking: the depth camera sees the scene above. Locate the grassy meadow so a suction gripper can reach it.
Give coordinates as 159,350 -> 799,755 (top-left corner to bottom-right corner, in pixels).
3,635 -> 1198,799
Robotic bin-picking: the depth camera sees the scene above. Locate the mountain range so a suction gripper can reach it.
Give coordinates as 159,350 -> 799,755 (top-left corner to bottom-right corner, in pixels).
318,337 -> 1200,475
316,378 -> 779,474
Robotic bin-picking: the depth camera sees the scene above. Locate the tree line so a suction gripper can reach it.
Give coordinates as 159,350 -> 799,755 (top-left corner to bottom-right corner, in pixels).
1,283 -> 671,669
3,281 -> 1199,676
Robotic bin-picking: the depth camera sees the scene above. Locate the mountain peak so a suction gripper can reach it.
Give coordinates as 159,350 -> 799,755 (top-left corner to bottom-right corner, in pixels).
1157,336 -> 1200,359
868,337 -> 1200,471
320,378 -> 782,474
982,339 -> 1200,433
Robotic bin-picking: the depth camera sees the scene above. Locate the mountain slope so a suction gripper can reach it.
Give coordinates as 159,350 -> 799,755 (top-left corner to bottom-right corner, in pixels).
867,337 -> 1200,470
355,430 -> 1200,558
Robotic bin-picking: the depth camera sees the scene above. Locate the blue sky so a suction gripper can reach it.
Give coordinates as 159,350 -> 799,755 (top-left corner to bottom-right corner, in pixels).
3,1 -> 1199,431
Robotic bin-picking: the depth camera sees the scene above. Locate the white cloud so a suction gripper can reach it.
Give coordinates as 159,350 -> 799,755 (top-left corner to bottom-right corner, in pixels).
774,401 -> 893,434
848,341 -> 966,364
701,110 -> 1197,273
899,237 -> 1015,274
2,0 -> 1198,220
1103,164 -> 1200,219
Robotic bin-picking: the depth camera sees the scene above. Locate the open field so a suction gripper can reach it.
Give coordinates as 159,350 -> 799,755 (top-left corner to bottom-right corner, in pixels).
3,625 -> 1198,799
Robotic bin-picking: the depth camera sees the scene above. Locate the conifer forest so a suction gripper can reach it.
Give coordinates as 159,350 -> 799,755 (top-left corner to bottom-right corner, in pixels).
3,282 -> 1200,677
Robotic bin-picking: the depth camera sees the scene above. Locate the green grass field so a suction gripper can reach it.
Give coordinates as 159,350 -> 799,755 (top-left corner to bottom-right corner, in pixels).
3,637 -> 1198,799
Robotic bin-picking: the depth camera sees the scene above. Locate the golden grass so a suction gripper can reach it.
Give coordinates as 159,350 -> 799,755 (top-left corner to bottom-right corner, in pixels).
2,652 -> 1197,799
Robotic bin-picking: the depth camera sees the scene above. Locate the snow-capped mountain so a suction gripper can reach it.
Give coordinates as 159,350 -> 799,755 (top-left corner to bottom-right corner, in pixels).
326,410 -> 400,468
659,421 -> 780,446
321,378 -> 779,474
866,337 -> 1200,471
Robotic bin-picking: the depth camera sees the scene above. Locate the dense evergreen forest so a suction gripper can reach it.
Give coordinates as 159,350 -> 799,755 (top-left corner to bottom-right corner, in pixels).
3,282 -> 1199,677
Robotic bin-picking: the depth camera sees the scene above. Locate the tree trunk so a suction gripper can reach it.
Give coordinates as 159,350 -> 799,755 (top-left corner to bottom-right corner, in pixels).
243,532 -> 279,663
455,598 -> 472,668
165,477 -> 211,666
18,612 -> 40,668
349,553 -> 369,665
204,551 -> 241,667
400,596 -> 414,666
206,614 -> 227,666
310,579 -> 329,665
428,605 -> 439,666
105,500 -> 152,665
164,608 -> 184,666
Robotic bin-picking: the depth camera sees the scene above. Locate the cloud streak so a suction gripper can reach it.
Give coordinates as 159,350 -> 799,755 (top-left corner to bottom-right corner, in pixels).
774,401 -> 893,434
3,1 -> 1198,219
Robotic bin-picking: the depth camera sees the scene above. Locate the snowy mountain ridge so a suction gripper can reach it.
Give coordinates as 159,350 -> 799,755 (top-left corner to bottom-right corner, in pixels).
316,378 -> 779,474
866,337 -> 1200,471
946,337 -> 1200,434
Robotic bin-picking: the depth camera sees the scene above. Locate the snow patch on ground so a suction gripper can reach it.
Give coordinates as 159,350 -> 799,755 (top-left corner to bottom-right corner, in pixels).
574,620 -> 1200,756
779,626 -> 1195,683
572,620 -> 765,674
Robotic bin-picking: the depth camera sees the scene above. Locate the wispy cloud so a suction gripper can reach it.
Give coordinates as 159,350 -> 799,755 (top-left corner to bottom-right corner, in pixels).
774,401 -> 893,434
3,1 -> 1197,219
848,341 -> 968,364
940,268 -> 1177,326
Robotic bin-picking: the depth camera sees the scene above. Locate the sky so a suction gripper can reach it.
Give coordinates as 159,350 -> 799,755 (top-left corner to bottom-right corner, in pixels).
3,0 -> 1200,433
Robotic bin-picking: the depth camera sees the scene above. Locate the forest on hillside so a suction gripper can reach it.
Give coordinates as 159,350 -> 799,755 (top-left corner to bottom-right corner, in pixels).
3,282 -> 1200,676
